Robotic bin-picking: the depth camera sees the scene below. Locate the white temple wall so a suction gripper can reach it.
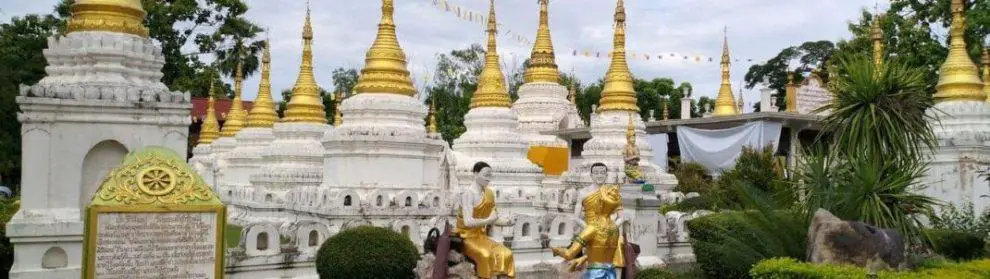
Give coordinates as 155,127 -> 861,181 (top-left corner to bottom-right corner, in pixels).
924,146 -> 990,213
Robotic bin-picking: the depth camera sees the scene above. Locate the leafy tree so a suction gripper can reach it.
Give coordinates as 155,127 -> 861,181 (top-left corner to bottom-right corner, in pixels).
55,0 -> 266,98
744,41 -> 836,111
0,14 -> 63,191
331,68 -> 359,95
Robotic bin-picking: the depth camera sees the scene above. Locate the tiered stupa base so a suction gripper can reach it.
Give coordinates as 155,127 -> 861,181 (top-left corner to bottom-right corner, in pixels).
249,122 -> 326,210
452,107 -> 544,214
926,100 -> 990,213
513,82 -> 572,147
324,93 -> 445,189
564,111 -> 677,190
223,127 -> 274,204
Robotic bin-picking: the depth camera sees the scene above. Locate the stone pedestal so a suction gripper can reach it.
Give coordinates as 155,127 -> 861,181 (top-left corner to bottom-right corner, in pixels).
680,99 -> 692,120
621,183 -> 665,268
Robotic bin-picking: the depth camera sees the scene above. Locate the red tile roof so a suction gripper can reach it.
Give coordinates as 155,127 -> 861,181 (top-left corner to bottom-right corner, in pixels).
190,97 -> 255,122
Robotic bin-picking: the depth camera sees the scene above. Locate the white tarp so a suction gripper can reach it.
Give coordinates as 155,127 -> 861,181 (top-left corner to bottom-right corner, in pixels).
645,134 -> 669,172
676,121 -> 782,173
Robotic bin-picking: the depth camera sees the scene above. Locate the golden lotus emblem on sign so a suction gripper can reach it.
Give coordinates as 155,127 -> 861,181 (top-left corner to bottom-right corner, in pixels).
137,167 -> 176,196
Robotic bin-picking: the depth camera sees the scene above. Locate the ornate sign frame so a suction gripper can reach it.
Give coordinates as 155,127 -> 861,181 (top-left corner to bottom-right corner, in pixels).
82,147 -> 226,279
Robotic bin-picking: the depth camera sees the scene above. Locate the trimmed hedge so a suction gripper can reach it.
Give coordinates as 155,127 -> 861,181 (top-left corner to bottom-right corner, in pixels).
636,268 -> 676,279
660,196 -> 715,214
315,226 -> 419,279
926,229 -> 985,261
750,257 -> 990,279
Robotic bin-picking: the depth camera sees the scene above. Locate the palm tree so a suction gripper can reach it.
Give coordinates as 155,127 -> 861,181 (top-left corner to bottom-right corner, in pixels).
801,54 -> 941,246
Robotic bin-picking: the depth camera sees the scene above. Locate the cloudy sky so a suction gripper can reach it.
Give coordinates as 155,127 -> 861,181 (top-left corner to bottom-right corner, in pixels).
1,0 -> 879,111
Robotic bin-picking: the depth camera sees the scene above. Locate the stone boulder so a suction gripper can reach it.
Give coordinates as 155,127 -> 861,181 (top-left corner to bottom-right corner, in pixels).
414,250 -> 476,279
806,209 -> 905,269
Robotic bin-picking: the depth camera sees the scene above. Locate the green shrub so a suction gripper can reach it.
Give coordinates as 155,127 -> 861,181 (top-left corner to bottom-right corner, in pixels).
687,209 -> 807,279
671,161 -> 711,194
930,202 -> 990,239
714,145 -> 794,209
660,196 -> 715,214
750,257 -> 990,279
0,198 -> 19,277
636,268 -> 676,279
926,229 -> 985,261
315,226 -> 419,279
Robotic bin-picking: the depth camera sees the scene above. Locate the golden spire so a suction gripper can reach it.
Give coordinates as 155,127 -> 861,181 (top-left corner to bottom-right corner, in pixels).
283,5 -> 328,124
785,72 -> 798,113
247,41 -> 278,128
470,0 -> 512,108
428,98 -> 438,133
66,0 -> 148,37
523,0 -> 560,84
983,48 -> 990,103
935,0 -> 985,101
199,81 -> 221,145
598,0 -> 638,113
713,27 -> 739,116
333,92 -> 344,127
220,60 -> 248,137
353,0 -> 417,96
870,13 -> 885,71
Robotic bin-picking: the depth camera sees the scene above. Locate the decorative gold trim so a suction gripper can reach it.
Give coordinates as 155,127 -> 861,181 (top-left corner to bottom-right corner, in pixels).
66,2 -> 148,38
81,147 -> 225,279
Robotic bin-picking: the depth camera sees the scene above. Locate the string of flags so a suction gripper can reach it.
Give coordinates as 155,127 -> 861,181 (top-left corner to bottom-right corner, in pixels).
568,50 -> 762,65
429,0 -> 766,66
431,0 -> 533,46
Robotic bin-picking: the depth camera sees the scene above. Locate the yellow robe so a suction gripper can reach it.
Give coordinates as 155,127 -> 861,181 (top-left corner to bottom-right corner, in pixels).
576,185 -> 625,267
455,187 -> 515,278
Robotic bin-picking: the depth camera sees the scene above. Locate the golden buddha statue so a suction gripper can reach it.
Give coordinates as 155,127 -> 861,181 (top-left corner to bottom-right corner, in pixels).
455,161 -> 516,278
623,114 -> 644,184
553,162 -> 626,278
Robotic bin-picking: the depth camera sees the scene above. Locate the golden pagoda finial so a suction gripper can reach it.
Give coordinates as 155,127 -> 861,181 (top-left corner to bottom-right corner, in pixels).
353,0 -> 418,96
428,98 -> 438,133
470,0 -> 512,108
785,72 -> 798,113
935,0 -> 985,101
220,59 -> 248,137
283,5 -> 328,124
598,0 -> 638,113
523,0 -> 560,84
871,12 -> 885,73
983,48 -> 990,103
66,0 -> 148,37
199,80 -> 221,145
333,92 -> 344,127
713,27 -> 739,116
247,41 -> 278,128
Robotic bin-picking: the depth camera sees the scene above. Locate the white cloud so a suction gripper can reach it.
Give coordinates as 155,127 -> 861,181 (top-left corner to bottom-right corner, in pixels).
1,0 -> 877,105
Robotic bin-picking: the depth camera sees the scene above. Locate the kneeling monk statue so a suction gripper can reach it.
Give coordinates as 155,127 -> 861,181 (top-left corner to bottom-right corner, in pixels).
553,162 -> 627,278
456,161 -> 516,278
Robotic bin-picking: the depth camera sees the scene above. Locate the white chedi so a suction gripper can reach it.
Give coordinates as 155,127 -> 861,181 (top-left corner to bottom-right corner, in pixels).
566,111 -> 677,189
513,82 -> 572,147
21,32 -> 187,103
925,100 -> 990,212
452,107 -> 544,212
323,93 -> 446,189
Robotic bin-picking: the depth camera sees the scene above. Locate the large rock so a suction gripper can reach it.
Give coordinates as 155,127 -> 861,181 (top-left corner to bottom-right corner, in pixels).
806,209 -> 905,269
